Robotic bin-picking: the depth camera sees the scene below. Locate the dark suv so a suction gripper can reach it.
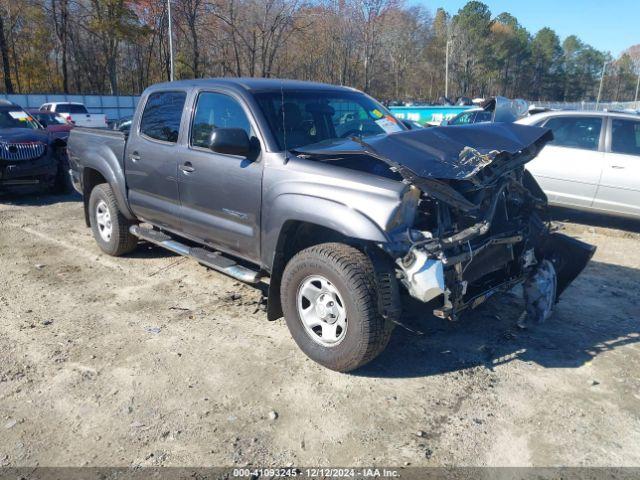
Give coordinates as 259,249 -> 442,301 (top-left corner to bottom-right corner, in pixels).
0,100 -> 71,193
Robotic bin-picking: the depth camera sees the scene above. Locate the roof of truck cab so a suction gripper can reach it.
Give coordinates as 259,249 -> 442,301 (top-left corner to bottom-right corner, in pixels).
146,78 -> 360,93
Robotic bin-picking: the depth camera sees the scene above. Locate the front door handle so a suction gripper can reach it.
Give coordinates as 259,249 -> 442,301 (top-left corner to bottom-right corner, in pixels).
611,165 -> 625,169
129,151 -> 140,162
179,162 -> 195,173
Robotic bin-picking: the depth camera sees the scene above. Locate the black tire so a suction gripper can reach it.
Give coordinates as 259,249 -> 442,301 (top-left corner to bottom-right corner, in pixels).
280,242 -> 398,372
88,183 -> 138,256
50,147 -> 74,194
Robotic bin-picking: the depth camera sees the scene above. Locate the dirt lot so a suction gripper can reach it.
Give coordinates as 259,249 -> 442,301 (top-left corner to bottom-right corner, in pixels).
1,192 -> 639,467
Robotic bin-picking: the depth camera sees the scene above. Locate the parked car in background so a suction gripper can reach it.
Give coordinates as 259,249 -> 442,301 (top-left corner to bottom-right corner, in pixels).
0,100 -> 72,192
39,102 -> 107,128
443,107 -> 492,126
27,109 -> 73,140
517,111 -> 640,219
441,97 -> 528,126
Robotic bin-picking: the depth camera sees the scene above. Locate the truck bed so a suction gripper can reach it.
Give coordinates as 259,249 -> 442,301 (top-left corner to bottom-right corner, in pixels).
67,127 -> 127,172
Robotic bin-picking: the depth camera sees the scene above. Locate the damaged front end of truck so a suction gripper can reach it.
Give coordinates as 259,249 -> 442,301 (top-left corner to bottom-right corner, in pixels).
294,123 -> 595,323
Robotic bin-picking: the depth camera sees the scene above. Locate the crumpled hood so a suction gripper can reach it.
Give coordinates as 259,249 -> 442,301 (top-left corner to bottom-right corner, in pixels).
0,128 -> 50,144
295,123 -> 553,181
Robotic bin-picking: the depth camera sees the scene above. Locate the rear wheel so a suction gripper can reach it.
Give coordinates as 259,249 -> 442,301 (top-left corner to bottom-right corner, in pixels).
88,183 -> 138,256
280,242 -> 397,372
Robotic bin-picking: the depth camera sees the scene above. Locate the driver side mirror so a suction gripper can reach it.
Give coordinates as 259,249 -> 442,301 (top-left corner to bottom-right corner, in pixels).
209,128 -> 251,157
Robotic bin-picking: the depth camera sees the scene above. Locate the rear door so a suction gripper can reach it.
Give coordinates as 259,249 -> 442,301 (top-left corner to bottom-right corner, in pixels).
593,117 -> 640,217
526,115 -> 604,208
124,90 -> 187,231
176,90 -> 263,263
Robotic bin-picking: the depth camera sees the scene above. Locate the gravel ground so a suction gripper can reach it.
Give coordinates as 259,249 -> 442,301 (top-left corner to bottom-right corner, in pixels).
0,192 -> 639,467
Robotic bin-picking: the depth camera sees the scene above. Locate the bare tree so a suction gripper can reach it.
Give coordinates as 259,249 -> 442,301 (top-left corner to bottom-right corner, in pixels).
50,0 -> 70,92
174,0 -> 207,77
0,8 -> 14,93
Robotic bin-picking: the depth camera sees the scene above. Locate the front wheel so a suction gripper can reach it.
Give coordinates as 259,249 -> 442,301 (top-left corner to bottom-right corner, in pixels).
88,183 -> 138,256
280,243 -> 397,372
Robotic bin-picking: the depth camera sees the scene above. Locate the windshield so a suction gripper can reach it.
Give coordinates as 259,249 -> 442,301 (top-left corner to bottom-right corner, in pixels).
0,108 -> 41,130
56,104 -> 88,114
254,90 -> 405,150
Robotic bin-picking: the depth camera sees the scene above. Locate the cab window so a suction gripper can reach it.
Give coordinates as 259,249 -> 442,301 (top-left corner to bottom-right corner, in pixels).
56,104 -> 88,114
475,111 -> 492,123
543,116 -> 602,151
190,92 -> 254,149
139,91 -> 186,143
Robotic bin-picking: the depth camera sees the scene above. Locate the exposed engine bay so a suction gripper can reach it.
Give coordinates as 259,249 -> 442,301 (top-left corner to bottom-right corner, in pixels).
294,123 -> 596,322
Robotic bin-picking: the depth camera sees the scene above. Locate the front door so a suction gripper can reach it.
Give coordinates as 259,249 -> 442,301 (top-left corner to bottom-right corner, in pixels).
176,91 -> 263,263
594,117 -> 640,217
125,90 -> 186,230
526,115 -> 604,208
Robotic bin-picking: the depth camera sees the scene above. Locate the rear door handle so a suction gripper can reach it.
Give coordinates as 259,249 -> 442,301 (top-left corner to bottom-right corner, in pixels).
129,151 -> 140,162
179,162 -> 195,173
611,165 -> 625,169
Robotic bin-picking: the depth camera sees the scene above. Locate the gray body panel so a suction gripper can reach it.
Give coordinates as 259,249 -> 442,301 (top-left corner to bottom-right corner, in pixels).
66,128 -> 135,219
260,153 -> 406,268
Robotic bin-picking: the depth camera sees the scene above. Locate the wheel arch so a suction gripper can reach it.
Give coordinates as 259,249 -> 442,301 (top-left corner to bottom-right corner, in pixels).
265,219 -> 395,322
81,166 -> 134,227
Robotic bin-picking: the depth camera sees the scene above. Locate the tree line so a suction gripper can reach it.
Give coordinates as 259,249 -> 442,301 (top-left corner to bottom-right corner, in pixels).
0,0 -> 638,103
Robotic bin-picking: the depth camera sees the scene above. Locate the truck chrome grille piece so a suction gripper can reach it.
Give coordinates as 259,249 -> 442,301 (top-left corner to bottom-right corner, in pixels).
0,141 -> 46,161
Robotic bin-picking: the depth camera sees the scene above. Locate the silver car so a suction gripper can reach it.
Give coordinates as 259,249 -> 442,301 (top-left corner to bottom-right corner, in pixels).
517,111 -> 640,219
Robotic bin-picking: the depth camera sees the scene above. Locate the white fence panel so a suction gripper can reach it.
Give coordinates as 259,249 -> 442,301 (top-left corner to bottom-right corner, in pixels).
0,93 -> 141,121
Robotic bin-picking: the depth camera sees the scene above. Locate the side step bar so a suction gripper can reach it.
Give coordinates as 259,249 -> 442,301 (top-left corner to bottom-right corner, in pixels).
129,225 -> 262,284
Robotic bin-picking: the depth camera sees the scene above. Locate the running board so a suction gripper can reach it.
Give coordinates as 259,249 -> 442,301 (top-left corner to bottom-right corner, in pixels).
129,225 -> 262,284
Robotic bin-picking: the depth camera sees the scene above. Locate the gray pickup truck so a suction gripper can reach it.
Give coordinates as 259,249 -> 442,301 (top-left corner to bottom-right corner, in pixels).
67,78 -> 594,372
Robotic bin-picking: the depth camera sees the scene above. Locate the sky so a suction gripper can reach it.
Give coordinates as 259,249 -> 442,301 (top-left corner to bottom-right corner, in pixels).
415,0 -> 639,57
